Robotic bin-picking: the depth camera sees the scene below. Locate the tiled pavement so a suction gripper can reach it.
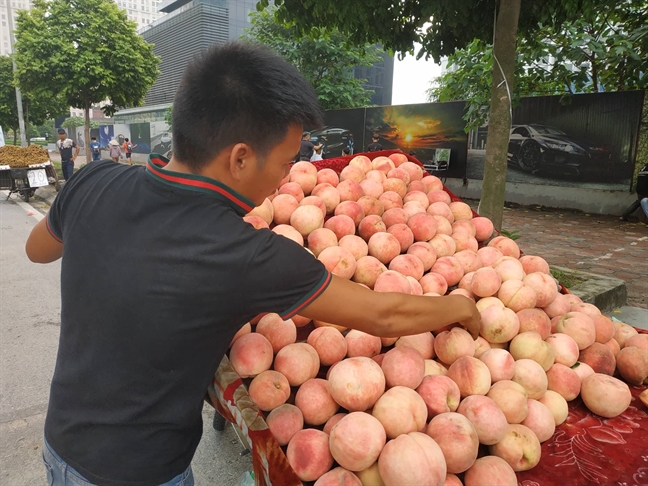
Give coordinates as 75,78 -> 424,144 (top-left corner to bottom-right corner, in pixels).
478,203 -> 647,309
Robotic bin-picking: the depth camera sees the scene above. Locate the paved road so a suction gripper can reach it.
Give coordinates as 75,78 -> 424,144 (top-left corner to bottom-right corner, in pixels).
0,194 -> 251,486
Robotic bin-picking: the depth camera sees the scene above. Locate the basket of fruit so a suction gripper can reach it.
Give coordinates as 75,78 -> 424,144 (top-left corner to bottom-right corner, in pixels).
207,150 -> 648,486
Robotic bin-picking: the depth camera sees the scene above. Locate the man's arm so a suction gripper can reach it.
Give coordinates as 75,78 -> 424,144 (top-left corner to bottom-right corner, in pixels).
300,275 -> 481,338
73,144 -> 80,160
25,218 -> 63,263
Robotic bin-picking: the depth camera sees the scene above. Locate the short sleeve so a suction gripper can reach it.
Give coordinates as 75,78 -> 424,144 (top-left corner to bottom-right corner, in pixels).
244,230 -> 332,320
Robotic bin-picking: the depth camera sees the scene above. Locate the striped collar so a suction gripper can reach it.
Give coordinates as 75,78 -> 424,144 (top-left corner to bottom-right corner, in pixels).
146,153 -> 255,214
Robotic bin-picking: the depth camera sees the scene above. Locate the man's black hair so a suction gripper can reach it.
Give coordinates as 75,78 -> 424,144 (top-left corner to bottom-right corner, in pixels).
172,42 -> 324,169
372,134 -> 379,140
125,138 -> 129,142
57,128 -> 66,134
302,131 -> 311,138
91,137 -> 96,140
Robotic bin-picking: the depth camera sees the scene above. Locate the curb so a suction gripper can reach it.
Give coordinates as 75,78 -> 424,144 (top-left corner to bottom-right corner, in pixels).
552,265 -> 628,314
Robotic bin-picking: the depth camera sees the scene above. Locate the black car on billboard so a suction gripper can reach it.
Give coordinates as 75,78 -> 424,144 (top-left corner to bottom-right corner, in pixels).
507,124 -> 615,177
310,127 -> 352,158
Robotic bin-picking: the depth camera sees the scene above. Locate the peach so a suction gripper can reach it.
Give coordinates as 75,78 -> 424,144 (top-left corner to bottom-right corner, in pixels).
314,468 -> 362,486
382,208 -> 408,228
493,258 -> 525,282
422,175 -> 444,192
470,217 -> 494,241
291,171 -> 318,195
279,181 -> 305,202
554,312 -> 596,350
357,196 -> 384,217
429,234 -> 457,257
358,215 -> 387,241
449,201 -> 473,221
407,276 -> 423,295
470,267 -> 501,297
419,272 -> 448,295
389,254 -> 425,280
581,373 -> 632,418
545,363 -> 581,401
443,474 -> 462,486
368,232 -> 401,265
335,236 -> 366,261
464,456 -> 517,486
403,201 -> 426,219
374,270 -> 411,294
498,279 -> 538,312
389,152 -> 408,167
571,361 -> 595,383
427,201 -> 455,222
292,160 -> 318,176
603,337 -> 621,357
487,236 -> 520,258
243,215 -> 269,230
230,322 -> 251,346
290,205 -> 324,237
487,380 -> 528,423
378,432 -> 447,486
424,359 -> 449,376
372,386 -> 428,439
616,347 -> 648,385
545,333 -> 580,367
489,424 -> 541,471
416,375 -> 461,419
512,359 -> 548,399
308,327 -> 348,366
457,395 -> 508,445
625,334 -> 648,351
247,198 -> 274,225
570,302 -> 602,317
563,293 -> 583,306
296,378 -> 340,425
479,349 -> 515,383
590,315 -> 615,344
372,156 -> 396,174
407,242 -> 437,271
451,231 -> 479,252
266,404 -> 304,446
404,190 -> 430,209
274,343 -> 320,386
350,155 -> 372,173
426,412 -> 479,473
300,195 -> 327,218
434,328 -> 476,365
476,296 -> 505,312
335,200 -> 365,226
248,370 -> 290,411
517,308 -> 552,339
340,165 -> 366,184
316,186 -> 342,214
522,272 -> 558,307
307,228 -> 339,257
519,255 -> 550,275
431,256 -> 464,287
579,342 -> 616,375
477,247 -> 503,267
452,220 -> 476,237
432,215 -> 453,236
474,336 -> 492,358
454,250 -> 482,274
538,390 -> 569,426
387,167 -> 411,185
447,356 -> 491,397
255,313 -> 297,353
400,161 -> 424,181
479,305 -> 520,344
287,429 -> 334,481
378,191 -> 403,211
615,323 -> 639,348
509,331 -> 556,371
387,224 -> 414,252
383,178 -> 407,199
324,214 -> 356,240
346,330 -> 382,358
359,179 -> 384,200
229,333 -> 273,378
337,179 -> 364,202
407,213 -> 437,242
273,224 -> 304,246
542,292 -> 571,318
408,180 -> 427,194
323,413 -> 347,436
353,256 -> 387,289
381,346 -> 425,389
328,357 -> 386,411
330,412 -> 387,471
317,168 -> 339,187
318,246 -> 357,279
395,332 -> 435,359
366,169 -> 387,184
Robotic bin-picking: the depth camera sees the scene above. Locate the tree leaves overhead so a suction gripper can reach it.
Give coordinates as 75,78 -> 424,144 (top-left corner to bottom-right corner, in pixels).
244,7 -> 381,110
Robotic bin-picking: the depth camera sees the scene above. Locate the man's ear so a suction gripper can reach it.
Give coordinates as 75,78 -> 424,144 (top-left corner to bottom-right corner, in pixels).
228,143 -> 254,181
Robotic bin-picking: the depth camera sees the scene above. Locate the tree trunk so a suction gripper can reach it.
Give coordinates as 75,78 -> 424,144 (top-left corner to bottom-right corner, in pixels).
84,98 -> 91,161
25,100 -> 30,146
13,128 -> 17,145
477,0 -> 521,230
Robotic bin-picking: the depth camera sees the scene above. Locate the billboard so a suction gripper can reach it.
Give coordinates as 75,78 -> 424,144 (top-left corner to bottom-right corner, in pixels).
150,121 -> 173,158
130,123 -> 151,154
467,90 -> 645,191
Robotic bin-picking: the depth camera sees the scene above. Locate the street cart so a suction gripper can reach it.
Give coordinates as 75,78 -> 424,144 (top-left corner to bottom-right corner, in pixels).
205,150 -> 648,486
0,161 -> 58,202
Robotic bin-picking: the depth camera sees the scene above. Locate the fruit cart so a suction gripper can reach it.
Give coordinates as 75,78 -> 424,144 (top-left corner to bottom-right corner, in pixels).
0,161 -> 58,202
205,150 -> 648,486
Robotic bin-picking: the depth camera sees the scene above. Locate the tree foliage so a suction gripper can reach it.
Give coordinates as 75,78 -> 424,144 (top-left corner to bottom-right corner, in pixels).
244,7 -> 381,110
429,1 -> 648,130
61,117 -> 100,129
14,0 -> 160,156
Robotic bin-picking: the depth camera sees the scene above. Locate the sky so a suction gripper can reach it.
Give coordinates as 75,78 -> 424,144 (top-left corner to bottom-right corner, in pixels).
391,47 -> 445,106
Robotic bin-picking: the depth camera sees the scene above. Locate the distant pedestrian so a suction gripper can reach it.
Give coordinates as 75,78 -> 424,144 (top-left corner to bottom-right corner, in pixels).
299,131 -> 322,162
89,137 -> 101,162
310,146 -> 323,162
108,140 -> 121,163
342,147 -> 351,156
367,133 -> 383,152
56,128 -> 80,181
620,163 -> 648,227
123,138 -> 137,165
346,133 -> 354,155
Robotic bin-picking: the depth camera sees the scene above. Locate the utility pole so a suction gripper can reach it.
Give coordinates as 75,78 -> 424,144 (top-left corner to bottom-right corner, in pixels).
5,0 -> 27,147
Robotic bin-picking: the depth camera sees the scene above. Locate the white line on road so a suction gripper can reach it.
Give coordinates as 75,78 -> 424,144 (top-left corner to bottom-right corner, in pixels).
0,190 -> 44,222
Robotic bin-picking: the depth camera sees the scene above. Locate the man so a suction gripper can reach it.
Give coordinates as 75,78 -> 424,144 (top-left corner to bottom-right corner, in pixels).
56,128 -> 80,180
26,42 -> 480,485
620,163 -> 648,227
122,137 -> 137,164
367,133 -> 383,152
299,131 -> 322,161
89,137 -> 101,162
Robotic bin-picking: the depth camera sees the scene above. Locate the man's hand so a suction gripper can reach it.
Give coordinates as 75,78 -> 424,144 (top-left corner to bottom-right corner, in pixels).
456,298 -> 482,339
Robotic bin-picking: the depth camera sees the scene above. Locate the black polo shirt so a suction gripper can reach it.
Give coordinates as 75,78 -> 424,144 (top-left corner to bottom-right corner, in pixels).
367,142 -> 383,152
43,155 -> 331,485
299,139 -> 315,161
